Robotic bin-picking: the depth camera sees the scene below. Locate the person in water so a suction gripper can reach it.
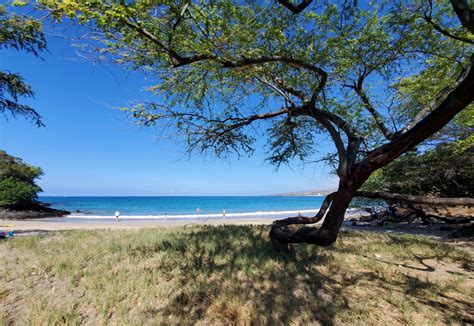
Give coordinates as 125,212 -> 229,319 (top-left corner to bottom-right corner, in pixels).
115,210 -> 120,221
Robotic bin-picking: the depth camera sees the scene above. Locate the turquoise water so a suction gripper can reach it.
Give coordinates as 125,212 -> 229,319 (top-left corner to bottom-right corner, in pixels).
40,196 -> 326,219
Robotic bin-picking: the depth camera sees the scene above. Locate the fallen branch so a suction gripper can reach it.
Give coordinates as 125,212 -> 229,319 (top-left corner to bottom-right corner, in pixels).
355,191 -> 474,206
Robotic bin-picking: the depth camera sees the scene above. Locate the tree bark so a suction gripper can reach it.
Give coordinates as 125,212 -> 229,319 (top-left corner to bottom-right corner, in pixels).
274,192 -> 336,226
270,182 -> 356,252
450,0 -> 474,34
268,38 -> 474,253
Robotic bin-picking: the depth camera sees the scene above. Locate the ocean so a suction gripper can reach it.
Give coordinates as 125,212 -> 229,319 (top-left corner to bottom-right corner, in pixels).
40,196 -> 329,220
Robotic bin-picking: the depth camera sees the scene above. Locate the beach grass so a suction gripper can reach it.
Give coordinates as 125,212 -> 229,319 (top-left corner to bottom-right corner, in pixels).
1,225 -> 473,325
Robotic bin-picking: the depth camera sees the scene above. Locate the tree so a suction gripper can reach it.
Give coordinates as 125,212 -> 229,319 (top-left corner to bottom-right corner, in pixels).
38,0 -> 474,250
362,135 -> 474,198
0,4 -> 46,127
0,150 -> 43,207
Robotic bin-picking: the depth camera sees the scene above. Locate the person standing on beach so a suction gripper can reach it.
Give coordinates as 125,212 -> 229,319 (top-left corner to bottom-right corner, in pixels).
115,210 -> 120,221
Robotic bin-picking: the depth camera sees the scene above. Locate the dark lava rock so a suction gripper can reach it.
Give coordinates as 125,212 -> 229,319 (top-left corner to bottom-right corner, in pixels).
0,202 -> 70,220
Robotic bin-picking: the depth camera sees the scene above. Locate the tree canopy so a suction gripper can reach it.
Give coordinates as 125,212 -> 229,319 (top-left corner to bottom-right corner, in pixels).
0,4 -> 46,127
0,150 -> 43,207
37,0 -> 472,160
36,0 -> 474,248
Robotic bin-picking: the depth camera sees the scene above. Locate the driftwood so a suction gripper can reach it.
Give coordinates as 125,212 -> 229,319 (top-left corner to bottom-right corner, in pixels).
349,191 -> 474,239
354,191 -> 474,224
355,191 -> 474,206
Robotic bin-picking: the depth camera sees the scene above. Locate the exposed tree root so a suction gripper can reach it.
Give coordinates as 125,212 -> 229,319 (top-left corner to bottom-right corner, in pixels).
269,192 -> 341,252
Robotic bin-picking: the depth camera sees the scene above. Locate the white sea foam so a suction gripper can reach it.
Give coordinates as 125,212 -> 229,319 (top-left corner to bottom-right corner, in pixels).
67,209 -> 323,219
66,208 -> 361,220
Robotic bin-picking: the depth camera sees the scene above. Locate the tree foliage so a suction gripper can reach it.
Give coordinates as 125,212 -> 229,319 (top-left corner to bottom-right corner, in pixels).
362,135 -> 474,198
36,0 -> 474,247
0,150 -> 43,207
0,4 -> 46,126
36,0 -> 472,161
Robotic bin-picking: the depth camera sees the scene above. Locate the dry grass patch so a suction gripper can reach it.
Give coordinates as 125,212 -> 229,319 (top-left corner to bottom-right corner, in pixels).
1,226 -> 472,325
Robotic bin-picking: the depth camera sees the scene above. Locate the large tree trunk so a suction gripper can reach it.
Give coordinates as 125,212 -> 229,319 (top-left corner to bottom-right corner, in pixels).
270,181 -> 356,252
269,55 -> 474,252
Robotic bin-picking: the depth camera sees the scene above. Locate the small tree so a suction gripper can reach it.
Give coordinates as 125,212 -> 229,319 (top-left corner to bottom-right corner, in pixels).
0,150 -> 43,207
0,4 -> 46,126
39,0 -> 474,250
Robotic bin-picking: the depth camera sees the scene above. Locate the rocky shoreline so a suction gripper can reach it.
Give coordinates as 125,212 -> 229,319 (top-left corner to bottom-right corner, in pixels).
0,203 -> 70,220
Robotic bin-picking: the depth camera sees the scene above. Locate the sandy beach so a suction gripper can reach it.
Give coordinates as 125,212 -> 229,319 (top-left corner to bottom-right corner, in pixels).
3,216 -> 473,255
0,208 -> 362,232
0,217 -> 277,232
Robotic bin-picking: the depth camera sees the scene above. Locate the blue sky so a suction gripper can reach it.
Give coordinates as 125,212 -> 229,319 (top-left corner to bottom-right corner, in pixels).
1,18 -> 338,196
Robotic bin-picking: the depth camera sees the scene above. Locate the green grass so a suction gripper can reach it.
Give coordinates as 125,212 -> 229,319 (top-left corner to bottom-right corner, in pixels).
1,226 -> 473,325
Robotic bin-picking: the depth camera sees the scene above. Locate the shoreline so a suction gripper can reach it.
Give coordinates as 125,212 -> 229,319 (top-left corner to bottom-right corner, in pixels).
65,208 -> 362,220
2,216 -> 473,255
0,209 -> 364,231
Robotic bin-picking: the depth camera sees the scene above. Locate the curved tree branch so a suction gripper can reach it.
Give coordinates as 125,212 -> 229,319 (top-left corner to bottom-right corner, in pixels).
274,192 -> 337,226
424,15 -> 474,44
122,19 -> 329,104
313,117 -> 348,179
352,80 -> 394,140
222,55 -> 326,81
211,107 -> 292,139
123,19 -> 213,66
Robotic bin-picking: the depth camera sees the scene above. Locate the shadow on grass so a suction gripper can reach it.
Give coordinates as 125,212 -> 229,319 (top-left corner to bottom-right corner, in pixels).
120,225 -> 467,325
128,225 -> 474,324
128,225 -> 349,325
9,225 -> 472,324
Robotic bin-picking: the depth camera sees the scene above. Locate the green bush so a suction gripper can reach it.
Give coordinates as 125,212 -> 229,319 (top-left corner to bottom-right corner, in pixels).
0,176 -> 42,207
362,136 -> 474,197
0,150 -> 43,207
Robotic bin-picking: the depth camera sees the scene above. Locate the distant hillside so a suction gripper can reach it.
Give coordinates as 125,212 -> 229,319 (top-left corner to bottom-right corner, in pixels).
272,189 -> 337,197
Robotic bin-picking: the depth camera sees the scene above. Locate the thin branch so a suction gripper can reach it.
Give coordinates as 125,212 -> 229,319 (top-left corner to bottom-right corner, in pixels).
314,108 -> 360,139
206,107 -> 292,142
271,75 -> 307,101
122,19 -> 213,66
424,15 -> 474,44
222,55 -> 326,78
222,56 -> 327,106
255,76 -> 295,106
351,79 -> 394,140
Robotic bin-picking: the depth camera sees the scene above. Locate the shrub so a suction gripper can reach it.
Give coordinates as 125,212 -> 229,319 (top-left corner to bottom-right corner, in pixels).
0,150 -> 43,207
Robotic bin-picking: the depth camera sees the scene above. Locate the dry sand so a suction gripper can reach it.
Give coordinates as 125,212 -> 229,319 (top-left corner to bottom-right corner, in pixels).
0,217 -> 275,232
